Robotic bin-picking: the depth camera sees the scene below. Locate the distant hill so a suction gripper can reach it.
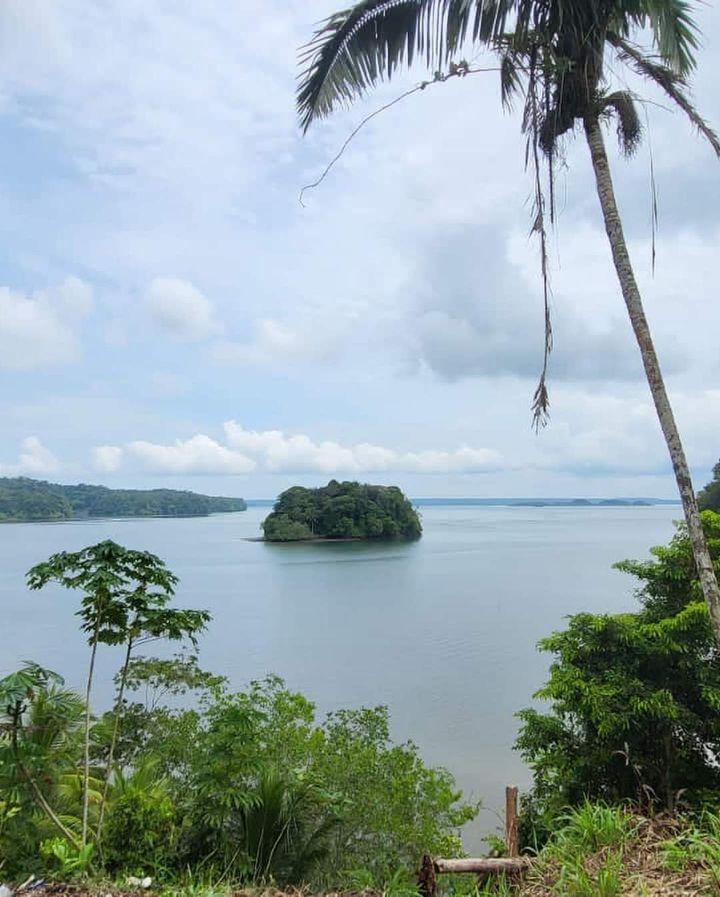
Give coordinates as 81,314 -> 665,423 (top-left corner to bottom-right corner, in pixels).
262,480 -> 422,542
0,477 -> 247,522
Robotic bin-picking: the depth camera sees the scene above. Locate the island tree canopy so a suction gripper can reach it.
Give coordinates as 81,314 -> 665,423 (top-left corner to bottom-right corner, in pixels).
262,480 -> 422,541
698,462 -> 720,513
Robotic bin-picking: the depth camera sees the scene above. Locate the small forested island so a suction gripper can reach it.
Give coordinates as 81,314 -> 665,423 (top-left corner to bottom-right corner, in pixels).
262,479 -> 422,542
0,476 -> 247,522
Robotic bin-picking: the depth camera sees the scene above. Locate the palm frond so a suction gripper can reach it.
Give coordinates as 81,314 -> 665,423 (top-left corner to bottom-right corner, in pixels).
603,90 -> 642,157
609,33 -> 720,157
613,0 -> 698,74
638,0 -> 699,75
500,50 -> 521,109
298,0 -> 510,131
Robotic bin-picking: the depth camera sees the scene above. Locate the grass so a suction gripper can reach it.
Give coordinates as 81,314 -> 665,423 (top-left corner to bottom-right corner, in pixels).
496,805 -> 719,897
660,810 -> 720,891
13,806 -> 720,897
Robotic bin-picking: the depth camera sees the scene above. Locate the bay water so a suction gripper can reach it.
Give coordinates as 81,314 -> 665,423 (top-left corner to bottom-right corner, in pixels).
0,503 -> 679,845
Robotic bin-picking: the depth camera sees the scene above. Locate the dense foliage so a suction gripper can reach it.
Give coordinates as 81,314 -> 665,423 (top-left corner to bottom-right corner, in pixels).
698,461 -> 720,513
0,477 -> 246,521
262,480 -> 422,542
516,512 -> 720,843
0,543 -> 472,888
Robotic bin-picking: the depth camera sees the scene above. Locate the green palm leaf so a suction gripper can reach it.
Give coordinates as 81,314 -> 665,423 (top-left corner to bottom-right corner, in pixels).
298,0 -> 513,131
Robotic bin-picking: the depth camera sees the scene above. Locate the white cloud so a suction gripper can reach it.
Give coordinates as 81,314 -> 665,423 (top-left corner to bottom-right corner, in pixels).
213,319 -> 304,365
94,421 -> 504,476
146,277 -> 222,341
0,437 -> 61,476
0,277 -> 94,370
528,388 -> 720,476
223,422 -> 503,473
125,434 -> 255,475
93,445 -> 124,473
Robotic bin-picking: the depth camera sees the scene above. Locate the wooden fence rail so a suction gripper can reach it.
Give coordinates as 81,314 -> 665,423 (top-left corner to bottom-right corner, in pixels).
418,786 -> 531,897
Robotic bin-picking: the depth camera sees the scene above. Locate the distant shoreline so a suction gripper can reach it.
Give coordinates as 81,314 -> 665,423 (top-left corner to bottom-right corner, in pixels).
0,510 -> 247,525
245,497 -> 682,508
0,498 -> 682,525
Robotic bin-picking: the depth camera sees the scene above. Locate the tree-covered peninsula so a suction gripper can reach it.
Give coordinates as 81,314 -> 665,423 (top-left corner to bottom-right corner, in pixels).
262,480 -> 422,542
0,477 -> 247,522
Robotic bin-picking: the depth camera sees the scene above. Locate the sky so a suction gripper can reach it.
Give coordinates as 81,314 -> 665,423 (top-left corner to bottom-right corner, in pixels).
0,0 -> 719,500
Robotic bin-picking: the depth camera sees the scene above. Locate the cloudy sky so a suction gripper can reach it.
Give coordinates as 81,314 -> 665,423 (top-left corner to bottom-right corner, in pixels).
0,0 -> 719,499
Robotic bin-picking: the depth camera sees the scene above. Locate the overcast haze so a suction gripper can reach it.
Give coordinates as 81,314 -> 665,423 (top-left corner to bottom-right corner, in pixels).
0,0 -> 719,499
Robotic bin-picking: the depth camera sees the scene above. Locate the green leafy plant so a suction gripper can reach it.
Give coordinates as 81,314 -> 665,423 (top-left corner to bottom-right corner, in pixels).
27,541 -> 208,846
103,761 -> 176,875
40,837 -> 94,876
0,663 -> 83,849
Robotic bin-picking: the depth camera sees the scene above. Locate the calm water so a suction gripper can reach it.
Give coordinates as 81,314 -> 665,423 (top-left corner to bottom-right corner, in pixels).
0,504 -> 679,845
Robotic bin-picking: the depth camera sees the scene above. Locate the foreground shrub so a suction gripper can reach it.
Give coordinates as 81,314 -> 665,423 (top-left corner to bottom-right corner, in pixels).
0,661 -> 475,885
516,513 -> 720,843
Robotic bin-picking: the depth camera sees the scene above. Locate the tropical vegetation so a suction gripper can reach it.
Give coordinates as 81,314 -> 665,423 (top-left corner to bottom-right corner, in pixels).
698,461 -> 720,513
0,477 -> 246,522
296,0 -> 720,643
516,510 -> 720,846
262,480 -> 422,541
0,539 -> 471,888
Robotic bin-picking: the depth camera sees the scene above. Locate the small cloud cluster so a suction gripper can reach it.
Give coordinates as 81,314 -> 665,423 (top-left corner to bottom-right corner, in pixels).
146,277 -> 222,342
0,437 -> 61,476
0,277 -> 93,370
212,319 -> 305,366
93,421 -> 504,476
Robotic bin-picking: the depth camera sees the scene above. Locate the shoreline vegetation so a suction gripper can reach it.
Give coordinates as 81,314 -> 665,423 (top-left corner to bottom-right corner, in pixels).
0,476 -> 680,525
261,480 -> 422,542
0,477 -> 247,523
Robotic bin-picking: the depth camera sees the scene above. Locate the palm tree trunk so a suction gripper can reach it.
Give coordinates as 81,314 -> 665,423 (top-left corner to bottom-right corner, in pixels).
583,113 -> 720,640
95,636 -> 134,842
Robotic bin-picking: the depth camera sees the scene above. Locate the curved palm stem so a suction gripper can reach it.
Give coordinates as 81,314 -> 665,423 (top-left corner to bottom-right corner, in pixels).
584,112 -> 720,640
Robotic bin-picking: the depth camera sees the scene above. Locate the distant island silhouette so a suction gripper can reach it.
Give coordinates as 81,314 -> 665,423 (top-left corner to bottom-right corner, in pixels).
0,476 -> 247,522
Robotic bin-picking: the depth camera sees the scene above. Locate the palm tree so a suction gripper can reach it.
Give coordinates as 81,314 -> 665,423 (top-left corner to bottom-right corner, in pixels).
0,663 -> 85,846
297,0 -> 720,640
